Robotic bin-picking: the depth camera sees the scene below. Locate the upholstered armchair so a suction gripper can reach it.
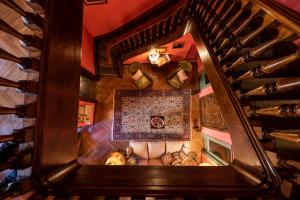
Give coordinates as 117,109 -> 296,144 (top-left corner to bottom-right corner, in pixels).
166,60 -> 192,89
128,62 -> 153,89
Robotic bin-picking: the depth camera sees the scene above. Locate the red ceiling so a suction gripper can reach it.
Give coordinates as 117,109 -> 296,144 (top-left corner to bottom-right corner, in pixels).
83,0 -> 163,37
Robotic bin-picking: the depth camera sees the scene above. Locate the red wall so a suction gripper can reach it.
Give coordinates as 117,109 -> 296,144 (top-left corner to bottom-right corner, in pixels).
83,0 -> 163,36
275,0 -> 300,13
81,25 -> 95,74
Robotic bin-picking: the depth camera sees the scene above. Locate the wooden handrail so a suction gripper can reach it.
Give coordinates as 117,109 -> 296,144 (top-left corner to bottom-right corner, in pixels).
251,0 -> 300,35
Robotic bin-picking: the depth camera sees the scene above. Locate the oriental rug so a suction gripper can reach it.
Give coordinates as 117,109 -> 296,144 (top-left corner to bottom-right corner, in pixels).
113,89 -> 191,140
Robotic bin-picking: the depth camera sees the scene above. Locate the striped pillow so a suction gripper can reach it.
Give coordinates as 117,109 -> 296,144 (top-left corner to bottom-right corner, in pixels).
161,152 -> 174,165
171,151 -> 183,166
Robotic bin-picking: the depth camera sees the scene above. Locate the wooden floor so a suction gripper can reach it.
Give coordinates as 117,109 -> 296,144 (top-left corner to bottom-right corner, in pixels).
78,63 -> 203,165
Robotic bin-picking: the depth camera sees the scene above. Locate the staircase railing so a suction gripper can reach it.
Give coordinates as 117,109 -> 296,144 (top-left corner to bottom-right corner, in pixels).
0,0 -> 44,198
191,0 -> 300,198
95,0 -> 189,77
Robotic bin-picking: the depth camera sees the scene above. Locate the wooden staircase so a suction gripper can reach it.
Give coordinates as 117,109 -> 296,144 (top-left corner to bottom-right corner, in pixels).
0,0 -> 44,199
191,0 -> 300,198
0,0 -> 300,199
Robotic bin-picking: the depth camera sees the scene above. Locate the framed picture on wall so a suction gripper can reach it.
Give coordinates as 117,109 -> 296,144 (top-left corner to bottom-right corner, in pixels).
78,105 -> 85,123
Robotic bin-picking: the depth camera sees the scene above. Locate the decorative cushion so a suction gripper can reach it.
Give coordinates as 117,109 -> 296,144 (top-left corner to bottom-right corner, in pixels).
161,152 -> 174,165
167,75 -> 182,89
182,157 -> 199,166
148,159 -> 163,166
166,141 -> 184,153
132,69 -> 143,81
130,141 -> 148,159
171,151 -> 183,166
135,75 -> 152,89
182,151 -> 199,166
179,149 -> 188,160
148,141 -> 165,159
177,69 -> 189,82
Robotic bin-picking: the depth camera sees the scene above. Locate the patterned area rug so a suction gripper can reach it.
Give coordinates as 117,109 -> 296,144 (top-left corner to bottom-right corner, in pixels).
113,89 -> 191,140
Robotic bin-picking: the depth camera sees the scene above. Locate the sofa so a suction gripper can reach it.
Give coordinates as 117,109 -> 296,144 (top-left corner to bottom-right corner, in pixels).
126,140 -> 199,166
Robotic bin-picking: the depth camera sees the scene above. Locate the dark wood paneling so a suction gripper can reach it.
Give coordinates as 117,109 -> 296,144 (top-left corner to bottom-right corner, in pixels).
50,165 -> 260,197
34,0 -> 83,174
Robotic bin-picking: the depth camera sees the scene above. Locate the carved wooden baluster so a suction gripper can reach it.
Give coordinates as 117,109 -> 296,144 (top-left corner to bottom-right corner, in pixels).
146,28 -> 152,42
199,1 -> 212,23
222,14 -> 275,60
189,0 -> 198,17
197,2 -> 207,21
119,41 -> 127,54
217,5 -> 261,49
2,0 -> 43,31
123,39 -> 130,51
158,22 -> 164,39
252,104 -> 300,118
171,11 -> 180,33
143,30 -> 147,44
151,25 -> 157,42
194,3 -> 203,19
148,28 -> 153,42
25,0 -> 44,15
165,16 -> 172,37
0,19 -> 42,51
0,77 -> 38,94
0,127 -> 34,143
211,0 -> 249,42
236,49 -> 300,80
206,0 -> 224,31
226,0 -> 249,30
203,0 -> 219,28
128,38 -> 134,50
136,33 -> 142,48
129,37 -> 135,50
270,132 -> 300,145
0,104 -> 36,118
178,7 -> 187,26
161,21 -> 166,38
245,78 -> 300,96
229,26 -> 293,70
0,47 -> 40,71
210,0 -> 237,39
211,0 -> 227,35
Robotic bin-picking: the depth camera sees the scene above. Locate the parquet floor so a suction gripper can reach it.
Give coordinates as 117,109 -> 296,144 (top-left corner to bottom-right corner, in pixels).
78,63 -> 203,165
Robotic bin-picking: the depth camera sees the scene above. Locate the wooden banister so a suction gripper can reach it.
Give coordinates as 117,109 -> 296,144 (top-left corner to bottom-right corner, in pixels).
251,0 -> 300,35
